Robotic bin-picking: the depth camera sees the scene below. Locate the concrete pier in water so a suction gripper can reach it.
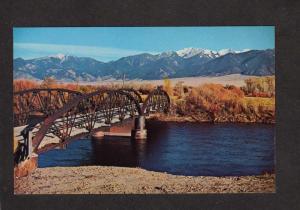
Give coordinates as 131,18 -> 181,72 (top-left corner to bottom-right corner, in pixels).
131,116 -> 147,139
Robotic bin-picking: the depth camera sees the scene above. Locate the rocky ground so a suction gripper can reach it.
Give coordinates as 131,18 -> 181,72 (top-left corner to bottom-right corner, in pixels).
14,166 -> 275,194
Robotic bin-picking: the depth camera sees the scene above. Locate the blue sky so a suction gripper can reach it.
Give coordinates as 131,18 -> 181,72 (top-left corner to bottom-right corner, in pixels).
14,26 -> 274,62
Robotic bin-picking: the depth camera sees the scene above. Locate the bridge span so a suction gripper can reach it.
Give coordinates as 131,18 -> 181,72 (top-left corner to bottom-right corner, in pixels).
13,87 -> 170,164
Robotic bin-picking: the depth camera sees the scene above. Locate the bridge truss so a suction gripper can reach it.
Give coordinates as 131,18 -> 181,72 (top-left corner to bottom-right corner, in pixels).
13,87 -> 170,162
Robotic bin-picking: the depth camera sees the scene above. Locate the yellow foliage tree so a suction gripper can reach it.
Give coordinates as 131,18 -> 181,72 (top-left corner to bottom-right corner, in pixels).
163,77 -> 173,97
243,76 -> 275,97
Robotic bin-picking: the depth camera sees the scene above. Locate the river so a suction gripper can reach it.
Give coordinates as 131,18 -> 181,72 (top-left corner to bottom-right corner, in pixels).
39,121 -> 275,176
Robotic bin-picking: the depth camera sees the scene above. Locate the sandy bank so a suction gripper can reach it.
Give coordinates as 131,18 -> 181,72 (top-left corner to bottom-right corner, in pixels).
14,166 -> 275,194
67,74 -> 259,87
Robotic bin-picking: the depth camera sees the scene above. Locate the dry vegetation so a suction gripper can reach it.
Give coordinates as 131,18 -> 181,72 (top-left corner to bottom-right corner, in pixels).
14,76 -> 275,123
161,76 -> 275,123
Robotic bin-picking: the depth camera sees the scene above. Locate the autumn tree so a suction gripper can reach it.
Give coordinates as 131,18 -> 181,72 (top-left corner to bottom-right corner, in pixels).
41,76 -> 57,88
242,76 -> 275,97
185,84 -> 245,121
174,81 -> 184,98
163,77 -> 173,97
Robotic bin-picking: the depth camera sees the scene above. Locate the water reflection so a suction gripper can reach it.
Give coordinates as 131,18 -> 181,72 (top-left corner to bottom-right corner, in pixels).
39,121 -> 275,176
91,137 -> 140,167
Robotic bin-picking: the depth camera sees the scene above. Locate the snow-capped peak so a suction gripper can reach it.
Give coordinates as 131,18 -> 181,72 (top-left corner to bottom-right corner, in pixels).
218,49 -> 235,56
236,49 -> 251,53
34,54 -> 70,61
176,48 -> 218,58
46,53 -> 73,63
177,48 -> 198,58
218,49 -> 251,56
176,47 -> 252,59
50,53 -> 67,59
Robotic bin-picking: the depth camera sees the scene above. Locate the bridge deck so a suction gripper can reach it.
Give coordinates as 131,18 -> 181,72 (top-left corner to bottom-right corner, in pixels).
14,117 -> 134,151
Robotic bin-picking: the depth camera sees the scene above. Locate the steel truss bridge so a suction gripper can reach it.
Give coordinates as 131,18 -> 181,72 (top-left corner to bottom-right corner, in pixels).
13,87 -> 170,163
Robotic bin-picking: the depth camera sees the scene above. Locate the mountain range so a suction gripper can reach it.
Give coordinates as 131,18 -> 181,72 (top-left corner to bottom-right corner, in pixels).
13,48 -> 275,81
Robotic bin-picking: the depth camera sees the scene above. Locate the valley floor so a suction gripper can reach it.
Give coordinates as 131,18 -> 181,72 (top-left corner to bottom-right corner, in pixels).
14,166 -> 275,194
71,74 -> 260,87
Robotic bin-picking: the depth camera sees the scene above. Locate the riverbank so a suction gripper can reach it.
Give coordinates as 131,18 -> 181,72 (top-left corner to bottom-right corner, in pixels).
149,113 -> 275,124
14,166 -> 275,194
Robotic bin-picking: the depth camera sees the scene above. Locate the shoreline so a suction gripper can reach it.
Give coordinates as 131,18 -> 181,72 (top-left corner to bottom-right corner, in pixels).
148,115 -> 275,124
14,166 -> 275,194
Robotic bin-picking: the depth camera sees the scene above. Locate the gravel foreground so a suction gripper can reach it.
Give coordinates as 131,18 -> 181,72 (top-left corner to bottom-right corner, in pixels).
14,166 -> 275,194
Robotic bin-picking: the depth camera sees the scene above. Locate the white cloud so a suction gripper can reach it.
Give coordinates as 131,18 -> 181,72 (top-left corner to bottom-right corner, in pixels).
14,42 -> 159,61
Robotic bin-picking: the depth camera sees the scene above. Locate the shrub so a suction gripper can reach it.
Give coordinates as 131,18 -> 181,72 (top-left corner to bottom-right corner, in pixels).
183,84 -> 245,118
242,76 -> 275,97
13,79 -> 39,92
163,77 -> 173,96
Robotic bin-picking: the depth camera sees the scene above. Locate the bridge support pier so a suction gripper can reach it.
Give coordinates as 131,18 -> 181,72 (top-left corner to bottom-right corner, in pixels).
14,153 -> 38,178
131,116 -> 147,139
92,131 -> 105,140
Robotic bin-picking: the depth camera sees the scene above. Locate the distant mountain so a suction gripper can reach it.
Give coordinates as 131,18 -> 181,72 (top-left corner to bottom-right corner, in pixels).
186,49 -> 275,77
176,47 -> 251,58
177,48 -> 218,58
14,54 -> 104,82
13,48 -> 275,81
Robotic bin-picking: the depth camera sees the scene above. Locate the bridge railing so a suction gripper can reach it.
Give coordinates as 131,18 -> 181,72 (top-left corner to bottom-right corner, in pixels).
30,89 -> 142,151
13,87 -> 170,159
13,88 -> 82,127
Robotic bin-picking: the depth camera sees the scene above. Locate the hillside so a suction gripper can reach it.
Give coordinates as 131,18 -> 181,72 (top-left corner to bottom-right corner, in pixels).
13,48 -> 275,81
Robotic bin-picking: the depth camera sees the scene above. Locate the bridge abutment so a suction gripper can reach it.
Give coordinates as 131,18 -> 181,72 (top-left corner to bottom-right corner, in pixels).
14,153 -> 38,178
131,116 -> 147,139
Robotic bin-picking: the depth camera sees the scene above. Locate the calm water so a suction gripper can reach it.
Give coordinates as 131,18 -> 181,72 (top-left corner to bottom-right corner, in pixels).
39,121 -> 275,176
